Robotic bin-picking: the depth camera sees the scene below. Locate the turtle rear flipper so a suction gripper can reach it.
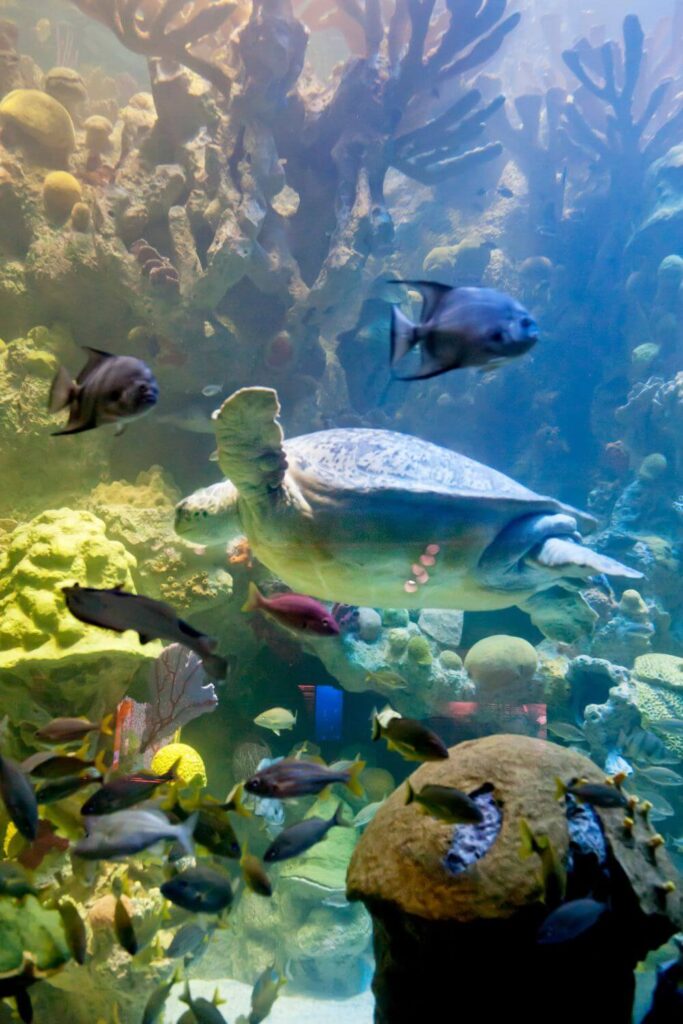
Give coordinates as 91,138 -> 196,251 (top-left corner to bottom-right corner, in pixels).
213,387 -> 287,499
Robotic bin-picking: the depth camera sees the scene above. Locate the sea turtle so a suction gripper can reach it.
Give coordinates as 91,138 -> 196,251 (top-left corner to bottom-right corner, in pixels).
175,387 -> 640,614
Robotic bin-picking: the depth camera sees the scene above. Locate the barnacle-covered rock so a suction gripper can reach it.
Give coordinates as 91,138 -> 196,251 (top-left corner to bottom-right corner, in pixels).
633,653 -> 683,759
348,735 -> 683,1023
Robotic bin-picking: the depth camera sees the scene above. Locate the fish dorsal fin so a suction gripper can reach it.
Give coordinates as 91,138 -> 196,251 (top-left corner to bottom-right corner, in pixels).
391,279 -> 451,322
213,387 -> 288,500
77,346 -> 115,383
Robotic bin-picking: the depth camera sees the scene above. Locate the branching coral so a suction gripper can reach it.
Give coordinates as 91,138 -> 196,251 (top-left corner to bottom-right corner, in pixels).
68,0 -> 237,100
561,14 -> 683,197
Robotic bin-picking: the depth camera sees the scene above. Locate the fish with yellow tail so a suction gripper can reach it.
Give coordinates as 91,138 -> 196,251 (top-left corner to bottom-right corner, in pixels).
35,714 -> 114,743
179,982 -> 228,1024
556,776 -> 629,808
240,841 -> 272,897
242,582 -> 340,636
405,781 -> 483,824
244,755 -> 365,799
519,818 -> 566,906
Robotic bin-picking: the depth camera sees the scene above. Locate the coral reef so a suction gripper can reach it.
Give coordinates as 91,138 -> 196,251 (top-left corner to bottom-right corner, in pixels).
303,606 -> 470,717
463,634 -> 538,702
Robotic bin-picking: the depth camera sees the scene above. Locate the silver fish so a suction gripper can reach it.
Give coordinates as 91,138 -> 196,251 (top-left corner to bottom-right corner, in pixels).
49,347 -> 158,435
389,282 -> 538,380
201,384 -> 222,397
73,808 -> 197,860
636,765 -> 683,787
653,719 -> 683,735
62,585 -> 228,679
619,727 -> 679,765
547,722 -> 587,743
157,402 -> 215,434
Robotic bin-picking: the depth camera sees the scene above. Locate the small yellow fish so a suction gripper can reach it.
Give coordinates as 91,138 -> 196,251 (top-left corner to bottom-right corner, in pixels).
35,18 -> 52,43
253,707 -> 297,736
519,818 -> 566,906
365,670 -> 409,692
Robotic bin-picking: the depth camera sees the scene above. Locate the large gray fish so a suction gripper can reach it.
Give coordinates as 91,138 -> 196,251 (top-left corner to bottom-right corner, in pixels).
49,347 -> 158,435
73,807 -> 197,860
389,281 -> 538,379
62,584 -> 228,679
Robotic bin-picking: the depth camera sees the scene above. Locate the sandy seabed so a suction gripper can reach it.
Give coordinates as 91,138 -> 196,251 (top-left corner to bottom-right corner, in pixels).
166,978 -> 375,1022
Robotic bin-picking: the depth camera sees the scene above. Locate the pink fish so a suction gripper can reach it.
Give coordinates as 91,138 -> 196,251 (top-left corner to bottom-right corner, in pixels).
242,583 -> 340,637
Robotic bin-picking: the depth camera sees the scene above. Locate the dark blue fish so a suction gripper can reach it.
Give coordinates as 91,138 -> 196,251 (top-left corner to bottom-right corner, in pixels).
62,585 -> 228,679
537,898 -> 608,945
0,754 -> 38,840
264,803 -> 344,863
49,347 -> 158,435
161,865 -> 233,914
389,281 -> 538,379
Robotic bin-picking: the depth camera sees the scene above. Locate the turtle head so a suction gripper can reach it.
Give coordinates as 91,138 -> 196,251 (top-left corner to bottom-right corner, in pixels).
175,479 -> 243,546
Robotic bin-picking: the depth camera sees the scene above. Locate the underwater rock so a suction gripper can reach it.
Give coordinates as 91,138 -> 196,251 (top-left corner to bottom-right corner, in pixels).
44,67 -> 87,124
357,607 -> 382,644
583,680 -> 641,767
347,734 -> 683,1023
590,589 -> 657,666
464,634 -> 538,702
416,609 -> 463,648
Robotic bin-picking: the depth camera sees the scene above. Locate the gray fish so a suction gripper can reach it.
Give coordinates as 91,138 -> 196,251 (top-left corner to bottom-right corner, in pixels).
179,983 -> 227,1024
653,718 -> 683,735
35,772 -> 102,805
636,765 -> 683,787
0,754 -> 38,840
244,757 -> 365,799
73,808 -> 197,860
0,863 -> 37,898
250,965 -> 286,1023
547,722 -> 587,744
201,384 -> 222,397
142,970 -> 179,1024
157,402 -> 215,435
49,347 -> 158,435
35,715 -> 112,743
537,898 -> 608,945
389,282 -> 538,380
58,900 -> 87,964
264,803 -> 344,862
619,727 -> 679,765
166,923 -> 208,960
161,865 -> 233,914
62,584 -> 228,679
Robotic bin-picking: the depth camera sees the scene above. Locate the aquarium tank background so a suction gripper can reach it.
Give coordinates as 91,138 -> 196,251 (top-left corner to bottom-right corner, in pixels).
1,0 -> 683,1021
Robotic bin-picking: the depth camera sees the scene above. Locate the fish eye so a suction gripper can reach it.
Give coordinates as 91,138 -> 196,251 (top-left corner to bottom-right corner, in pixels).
520,316 -> 534,328
109,389 -> 122,401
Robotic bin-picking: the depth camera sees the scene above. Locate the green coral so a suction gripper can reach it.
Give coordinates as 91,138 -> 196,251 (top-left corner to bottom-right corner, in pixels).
381,609 -> 409,628
0,508 -> 159,718
407,635 -> 432,666
439,649 -> 463,671
0,894 -> 70,974
387,629 -> 410,654
635,680 -> 683,760
634,652 -> 683,689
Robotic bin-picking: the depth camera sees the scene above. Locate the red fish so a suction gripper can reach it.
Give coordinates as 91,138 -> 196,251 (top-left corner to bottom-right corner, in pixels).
241,583 -> 340,637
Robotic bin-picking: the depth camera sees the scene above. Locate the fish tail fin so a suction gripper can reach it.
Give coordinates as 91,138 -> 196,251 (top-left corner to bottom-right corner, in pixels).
519,818 -> 537,859
202,652 -> 228,680
555,777 -> 568,801
226,781 -> 251,818
332,802 -> 346,827
405,780 -> 415,805
177,811 -> 198,856
180,981 -> 192,1007
241,581 -> 262,613
100,713 -> 114,736
48,365 -> 76,412
371,711 -> 382,742
163,756 -> 183,781
94,750 -> 109,776
390,306 -> 418,368
346,758 -> 366,798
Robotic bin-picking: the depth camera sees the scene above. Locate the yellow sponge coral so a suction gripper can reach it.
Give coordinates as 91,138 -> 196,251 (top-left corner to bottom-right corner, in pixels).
43,171 -> 82,221
151,742 -> 207,788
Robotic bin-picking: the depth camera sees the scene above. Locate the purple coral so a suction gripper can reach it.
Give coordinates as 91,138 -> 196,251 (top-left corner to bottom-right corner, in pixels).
140,643 -> 219,753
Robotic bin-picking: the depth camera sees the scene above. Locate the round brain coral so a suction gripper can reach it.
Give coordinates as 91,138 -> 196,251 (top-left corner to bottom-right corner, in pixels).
150,742 -> 207,787
464,634 -> 538,700
43,171 -> 82,221
0,89 -> 75,161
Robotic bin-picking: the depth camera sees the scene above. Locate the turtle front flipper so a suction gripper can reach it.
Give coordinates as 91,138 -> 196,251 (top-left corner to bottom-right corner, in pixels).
213,387 -> 288,500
